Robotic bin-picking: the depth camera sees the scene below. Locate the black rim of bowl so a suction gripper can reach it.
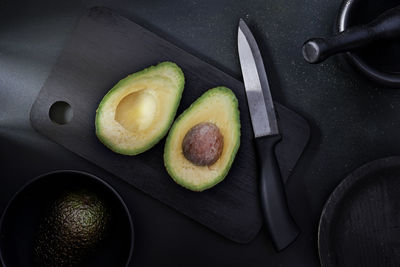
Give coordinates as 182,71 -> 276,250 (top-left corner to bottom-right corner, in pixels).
317,156 -> 400,266
337,0 -> 400,88
0,170 -> 134,267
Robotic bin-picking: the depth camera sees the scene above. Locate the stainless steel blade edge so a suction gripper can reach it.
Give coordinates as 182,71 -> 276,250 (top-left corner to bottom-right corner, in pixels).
238,19 -> 279,137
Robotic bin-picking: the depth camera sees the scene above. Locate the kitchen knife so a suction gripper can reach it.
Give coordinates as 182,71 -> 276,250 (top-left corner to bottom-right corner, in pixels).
237,19 -> 299,251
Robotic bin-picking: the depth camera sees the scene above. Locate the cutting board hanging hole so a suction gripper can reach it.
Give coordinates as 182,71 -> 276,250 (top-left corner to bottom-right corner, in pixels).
49,101 -> 73,125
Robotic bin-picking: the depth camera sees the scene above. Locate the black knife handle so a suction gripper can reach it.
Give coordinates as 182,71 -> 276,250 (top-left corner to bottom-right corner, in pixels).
255,135 -> 299,251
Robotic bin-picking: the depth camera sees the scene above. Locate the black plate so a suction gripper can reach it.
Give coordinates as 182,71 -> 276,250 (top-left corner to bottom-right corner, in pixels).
318,157 -> 400,267
0,170 -> 134,267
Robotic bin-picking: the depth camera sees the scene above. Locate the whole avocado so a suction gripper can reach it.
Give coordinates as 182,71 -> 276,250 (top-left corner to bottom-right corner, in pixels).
34,190 -> 111,267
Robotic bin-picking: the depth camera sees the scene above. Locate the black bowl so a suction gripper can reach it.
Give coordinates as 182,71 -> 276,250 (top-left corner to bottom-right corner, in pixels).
337,0 -> 400,87
0,170 -> 134,267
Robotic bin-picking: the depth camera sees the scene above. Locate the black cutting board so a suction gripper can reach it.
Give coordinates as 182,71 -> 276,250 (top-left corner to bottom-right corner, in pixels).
319,157 -> 400,267
30,7 -> 310,243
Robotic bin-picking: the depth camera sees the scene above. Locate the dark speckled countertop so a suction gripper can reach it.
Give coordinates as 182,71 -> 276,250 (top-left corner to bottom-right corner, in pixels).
2,0 -> 400,266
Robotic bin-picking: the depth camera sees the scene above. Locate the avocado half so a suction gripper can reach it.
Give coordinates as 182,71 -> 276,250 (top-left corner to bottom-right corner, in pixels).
164,87 -> 241,191
95,62 -> 185,155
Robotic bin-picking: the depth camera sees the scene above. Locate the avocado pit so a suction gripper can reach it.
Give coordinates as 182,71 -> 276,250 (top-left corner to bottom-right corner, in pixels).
182,122 -> 224,166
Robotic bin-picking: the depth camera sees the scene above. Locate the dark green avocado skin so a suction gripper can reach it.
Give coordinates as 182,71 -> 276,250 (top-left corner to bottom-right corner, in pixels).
33,190 -> 111,267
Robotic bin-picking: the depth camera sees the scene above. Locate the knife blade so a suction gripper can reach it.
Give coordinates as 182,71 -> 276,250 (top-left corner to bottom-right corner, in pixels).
238,19 -> 299,251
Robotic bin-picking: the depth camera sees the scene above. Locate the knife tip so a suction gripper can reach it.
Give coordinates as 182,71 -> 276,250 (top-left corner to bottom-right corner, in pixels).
238,18 -> 248,31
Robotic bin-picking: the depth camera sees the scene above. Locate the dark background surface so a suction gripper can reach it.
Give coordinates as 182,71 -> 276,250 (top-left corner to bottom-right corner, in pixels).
1,0 -> 400,266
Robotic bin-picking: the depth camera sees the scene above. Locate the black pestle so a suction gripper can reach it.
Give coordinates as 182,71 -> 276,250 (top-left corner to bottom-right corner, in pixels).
302,5 -> 400,64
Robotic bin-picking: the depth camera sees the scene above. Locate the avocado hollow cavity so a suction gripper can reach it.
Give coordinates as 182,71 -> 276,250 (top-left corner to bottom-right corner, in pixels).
115,89 -> 157,132
182,122 -> 224,166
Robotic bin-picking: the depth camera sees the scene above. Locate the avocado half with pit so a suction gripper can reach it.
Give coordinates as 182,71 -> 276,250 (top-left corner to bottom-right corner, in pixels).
95,62 -> 184,155
164,87 -> 241,191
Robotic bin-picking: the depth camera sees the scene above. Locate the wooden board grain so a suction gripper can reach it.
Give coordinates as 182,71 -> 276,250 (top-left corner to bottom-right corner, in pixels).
30,7 -> 310,243
319,157 -> 400,267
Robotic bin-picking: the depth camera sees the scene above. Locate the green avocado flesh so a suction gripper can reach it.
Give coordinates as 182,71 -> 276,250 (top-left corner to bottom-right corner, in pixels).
164,87 -> 241,191
34,190 -> 111,267
95,62 -> 185,155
